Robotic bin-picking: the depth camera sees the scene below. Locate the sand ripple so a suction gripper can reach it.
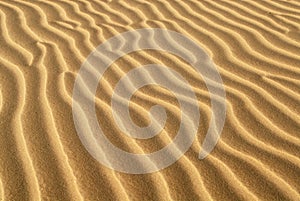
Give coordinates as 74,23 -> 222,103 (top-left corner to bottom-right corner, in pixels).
0,0 -> 299,200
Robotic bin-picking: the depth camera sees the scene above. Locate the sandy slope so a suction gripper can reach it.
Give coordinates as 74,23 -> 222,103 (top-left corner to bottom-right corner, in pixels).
0,0 -> 299,200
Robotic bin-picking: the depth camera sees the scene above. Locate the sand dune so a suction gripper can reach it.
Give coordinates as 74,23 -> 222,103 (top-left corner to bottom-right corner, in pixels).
0,0 -> 299,200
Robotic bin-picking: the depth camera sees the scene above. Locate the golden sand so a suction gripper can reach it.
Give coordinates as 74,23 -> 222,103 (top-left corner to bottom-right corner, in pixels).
0,0 -> 299,200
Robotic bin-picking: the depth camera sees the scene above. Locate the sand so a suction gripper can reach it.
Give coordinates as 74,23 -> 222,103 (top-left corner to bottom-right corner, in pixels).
0,0 -> 299,200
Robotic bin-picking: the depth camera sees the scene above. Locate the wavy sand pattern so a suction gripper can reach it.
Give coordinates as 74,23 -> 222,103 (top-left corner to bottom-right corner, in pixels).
0,0 -> 299,200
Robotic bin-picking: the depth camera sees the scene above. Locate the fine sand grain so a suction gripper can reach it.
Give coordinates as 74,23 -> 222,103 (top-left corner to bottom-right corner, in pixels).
0,0 -> 299,200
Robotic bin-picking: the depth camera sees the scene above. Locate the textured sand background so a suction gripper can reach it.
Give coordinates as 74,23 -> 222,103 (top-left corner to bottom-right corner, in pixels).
0,0 -> 300,200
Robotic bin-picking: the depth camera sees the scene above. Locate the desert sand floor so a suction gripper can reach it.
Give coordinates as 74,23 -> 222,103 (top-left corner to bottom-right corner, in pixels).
0,0 -> 300,200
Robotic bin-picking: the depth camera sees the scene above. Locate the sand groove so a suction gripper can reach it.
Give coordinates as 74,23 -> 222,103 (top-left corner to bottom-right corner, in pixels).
0,58 -> 41,200
0,0 -> 299,200
0,86 -> 2,113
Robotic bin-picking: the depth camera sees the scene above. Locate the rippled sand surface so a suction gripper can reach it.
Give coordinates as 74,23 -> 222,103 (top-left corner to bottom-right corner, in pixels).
0,0 -> 299,200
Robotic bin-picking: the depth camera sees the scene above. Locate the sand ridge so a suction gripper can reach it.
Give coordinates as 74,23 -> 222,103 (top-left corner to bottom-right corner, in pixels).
0,0 -> 299,200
